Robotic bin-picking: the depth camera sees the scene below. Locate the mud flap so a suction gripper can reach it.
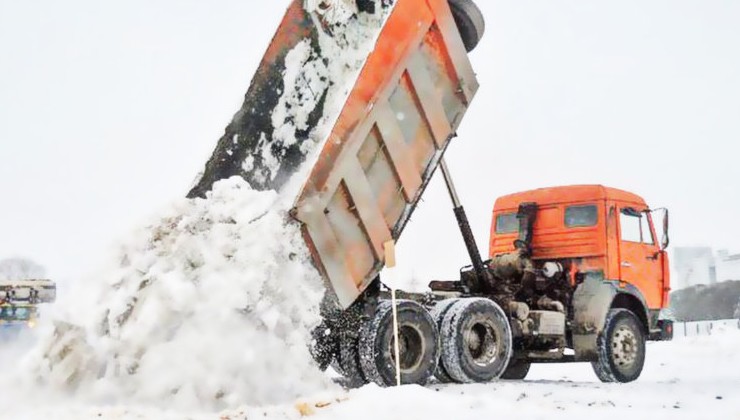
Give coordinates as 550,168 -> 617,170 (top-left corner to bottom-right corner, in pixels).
650,319 -> 674,341
572,273 -> 616,361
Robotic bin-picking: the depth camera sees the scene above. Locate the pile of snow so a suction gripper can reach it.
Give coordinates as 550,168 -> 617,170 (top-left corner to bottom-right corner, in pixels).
22,178 -> 333,410
14,0 -> 398,413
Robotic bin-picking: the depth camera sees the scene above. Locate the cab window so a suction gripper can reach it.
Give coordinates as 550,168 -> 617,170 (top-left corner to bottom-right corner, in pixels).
495,213 -> 518,234
641,212 -> 655,245
565,205 -> 598,227
620,208 -> 654,244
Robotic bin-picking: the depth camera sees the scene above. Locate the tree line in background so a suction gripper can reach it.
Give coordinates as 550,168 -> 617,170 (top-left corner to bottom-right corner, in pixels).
668,280 -> 740,322
0,257 -> 46,281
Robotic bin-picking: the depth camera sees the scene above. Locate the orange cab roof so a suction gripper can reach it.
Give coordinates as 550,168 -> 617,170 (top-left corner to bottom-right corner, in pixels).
494,185 -> 646,211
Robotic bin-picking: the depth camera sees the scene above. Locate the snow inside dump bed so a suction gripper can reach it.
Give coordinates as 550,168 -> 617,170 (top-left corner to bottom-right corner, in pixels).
189,0 -> 396,197
10,0 -> 395,412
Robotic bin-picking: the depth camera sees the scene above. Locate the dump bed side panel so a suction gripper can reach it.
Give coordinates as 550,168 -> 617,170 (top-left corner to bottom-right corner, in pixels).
293,0 -> 479,308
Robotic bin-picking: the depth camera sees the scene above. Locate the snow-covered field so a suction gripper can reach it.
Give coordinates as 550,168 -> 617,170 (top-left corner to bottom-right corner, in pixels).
0,327 -> 737,419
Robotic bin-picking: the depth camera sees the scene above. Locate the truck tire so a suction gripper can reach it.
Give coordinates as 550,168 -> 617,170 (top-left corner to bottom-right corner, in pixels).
430,299 -> 459,383
359,300 -> 440,386
440,298 -> 513,383
448,0 -> 485,52
501,359 -> 531,380
591,308 -> 646,383
310,321 -> 336,371
333,335 -> 369,388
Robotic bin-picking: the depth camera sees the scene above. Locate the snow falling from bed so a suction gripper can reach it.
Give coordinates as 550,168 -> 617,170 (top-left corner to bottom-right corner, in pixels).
15,0 -> 395,412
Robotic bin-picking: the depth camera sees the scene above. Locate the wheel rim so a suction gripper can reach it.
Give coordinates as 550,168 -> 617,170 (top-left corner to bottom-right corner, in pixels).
465,322 -> 498,366
390,324 -> 425,373
611,325 -> 638,368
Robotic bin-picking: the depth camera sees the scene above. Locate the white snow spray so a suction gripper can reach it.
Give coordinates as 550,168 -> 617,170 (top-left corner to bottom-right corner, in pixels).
14,0 -> 395,413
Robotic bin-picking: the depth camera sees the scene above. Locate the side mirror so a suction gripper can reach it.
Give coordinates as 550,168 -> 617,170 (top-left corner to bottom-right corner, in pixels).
662,209 -> 670,250
652,208 -> 670,250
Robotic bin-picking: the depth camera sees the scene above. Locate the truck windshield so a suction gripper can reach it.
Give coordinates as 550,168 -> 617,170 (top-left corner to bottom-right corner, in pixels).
495,213 -> 519,234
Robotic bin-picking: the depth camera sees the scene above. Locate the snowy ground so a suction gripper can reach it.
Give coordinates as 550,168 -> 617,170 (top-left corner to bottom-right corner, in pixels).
2,327 -> 737,420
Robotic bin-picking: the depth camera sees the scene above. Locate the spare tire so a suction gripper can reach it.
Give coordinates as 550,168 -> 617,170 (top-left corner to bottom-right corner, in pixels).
448,0 -> 485,52
359,300 -> 440,386
440,298 -> 512,383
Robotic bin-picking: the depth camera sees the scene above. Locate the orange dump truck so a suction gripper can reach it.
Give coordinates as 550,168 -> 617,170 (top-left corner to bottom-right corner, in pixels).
191,0 -> 672,386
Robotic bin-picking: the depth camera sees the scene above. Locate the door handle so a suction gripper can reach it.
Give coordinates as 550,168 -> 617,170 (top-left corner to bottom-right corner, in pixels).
621,261 -> 633,268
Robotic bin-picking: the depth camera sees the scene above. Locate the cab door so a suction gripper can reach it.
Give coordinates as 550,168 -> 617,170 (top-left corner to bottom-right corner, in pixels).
617,206 -> 664,309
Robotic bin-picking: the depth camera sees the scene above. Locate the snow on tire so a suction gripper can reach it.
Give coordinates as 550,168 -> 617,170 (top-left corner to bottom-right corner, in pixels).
592,308 -> 646,383
333,334 -> 368,388
430,299 -> 460,383
359,300 -> 440,386
440,298 -> 513,383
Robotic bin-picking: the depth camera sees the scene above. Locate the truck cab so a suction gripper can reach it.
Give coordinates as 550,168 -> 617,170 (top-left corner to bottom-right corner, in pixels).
485,185 -> 672,381
490,185 -> 670,318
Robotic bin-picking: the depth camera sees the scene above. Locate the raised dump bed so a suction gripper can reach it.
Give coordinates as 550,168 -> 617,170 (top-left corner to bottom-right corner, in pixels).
293,0 -> 480,307
191,0 -> 481,309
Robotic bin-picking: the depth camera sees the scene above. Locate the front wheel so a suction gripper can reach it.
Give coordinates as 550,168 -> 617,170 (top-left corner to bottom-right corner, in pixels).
591,308 -> 646,383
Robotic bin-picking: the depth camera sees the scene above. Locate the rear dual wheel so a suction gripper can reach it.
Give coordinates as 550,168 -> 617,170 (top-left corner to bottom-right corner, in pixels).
332,335 -> 369,388
359,300 -> 440,386
336,297 -> 513,386
430,299 -> 458,383
437,298 -> 513,383
501,359 -> 531,380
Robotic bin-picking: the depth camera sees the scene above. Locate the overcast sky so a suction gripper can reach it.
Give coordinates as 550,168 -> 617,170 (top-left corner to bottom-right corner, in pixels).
1,0 -> 739,283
